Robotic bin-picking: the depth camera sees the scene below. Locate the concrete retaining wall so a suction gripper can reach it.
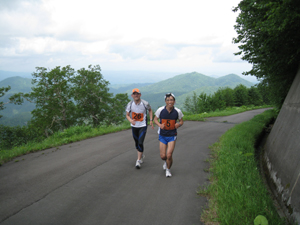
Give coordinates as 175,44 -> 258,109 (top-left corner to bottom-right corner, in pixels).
264,68 -> 300,224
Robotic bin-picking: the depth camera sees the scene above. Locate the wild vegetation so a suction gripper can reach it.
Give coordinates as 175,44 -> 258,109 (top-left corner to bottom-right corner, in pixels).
233,0 -> 300,108
183,105 -> 271,121
199,109 -> 286,224
183,84 -> 270,114
0,65 -> 129,150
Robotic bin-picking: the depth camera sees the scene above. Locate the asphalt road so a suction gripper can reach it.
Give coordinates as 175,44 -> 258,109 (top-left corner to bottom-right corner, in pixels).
0,108 -> 270,225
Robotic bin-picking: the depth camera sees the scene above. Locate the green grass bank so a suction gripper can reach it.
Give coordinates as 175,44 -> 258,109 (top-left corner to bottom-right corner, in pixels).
198,109 -> 286,224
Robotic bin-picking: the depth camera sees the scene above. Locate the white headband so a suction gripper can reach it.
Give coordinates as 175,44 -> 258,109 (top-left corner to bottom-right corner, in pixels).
164,93 -> 175,100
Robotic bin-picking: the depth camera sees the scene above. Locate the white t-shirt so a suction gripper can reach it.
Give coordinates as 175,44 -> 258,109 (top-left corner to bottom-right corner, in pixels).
126,99 -> 151,128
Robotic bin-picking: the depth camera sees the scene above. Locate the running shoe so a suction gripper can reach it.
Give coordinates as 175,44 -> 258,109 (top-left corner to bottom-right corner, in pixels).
135,160 -> 141,169
163,161 -> 167,170
166,169 -> 172,177
139,154 -> 145,164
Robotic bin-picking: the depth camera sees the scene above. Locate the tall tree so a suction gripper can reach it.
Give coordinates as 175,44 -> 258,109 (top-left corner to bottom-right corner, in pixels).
70,65 -> 113,127
248,86 -> 263,106
198,92 -> 213,113
26,66 -> 76,136
220,87 -> 235,107
211,90 -> 226,111
234,84 -> 249,106
183,92 -> 199,114
107,93 -> 130,125
233,0 -> 300,107
256,82 -> 271,105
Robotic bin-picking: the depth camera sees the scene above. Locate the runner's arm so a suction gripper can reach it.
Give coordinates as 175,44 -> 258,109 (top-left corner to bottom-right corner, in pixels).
126,111 -> 136,125
154,115 -> 164,129
175,118 -> 183,129
148,107 -> 154,129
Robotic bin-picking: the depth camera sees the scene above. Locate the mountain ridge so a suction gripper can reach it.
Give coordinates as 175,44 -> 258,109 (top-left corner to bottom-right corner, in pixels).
0,76 -> 33,93
0,70 -> 32,81
109,72 -> 254,110
137,72 -> 216,94
109,72 -> 253,95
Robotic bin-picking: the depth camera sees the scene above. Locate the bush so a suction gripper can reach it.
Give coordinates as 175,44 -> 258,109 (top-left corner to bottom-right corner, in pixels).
0,124 -> 42,150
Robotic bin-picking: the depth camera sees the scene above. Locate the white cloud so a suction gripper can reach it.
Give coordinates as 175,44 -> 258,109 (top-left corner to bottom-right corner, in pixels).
0,0 -> 255,82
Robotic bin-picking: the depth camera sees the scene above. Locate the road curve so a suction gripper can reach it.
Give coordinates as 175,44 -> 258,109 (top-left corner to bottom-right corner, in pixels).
0,108 -> 270,225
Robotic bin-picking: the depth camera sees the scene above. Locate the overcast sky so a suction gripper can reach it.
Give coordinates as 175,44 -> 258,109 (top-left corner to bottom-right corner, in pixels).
0,0 -> 257,83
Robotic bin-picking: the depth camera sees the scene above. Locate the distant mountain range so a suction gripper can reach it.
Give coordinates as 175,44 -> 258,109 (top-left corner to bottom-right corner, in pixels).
0,76 -> 35,126
0,76 -> 33,93
0,70 -> 32,81
109,72 -> 254,110
0,71 -> 255,126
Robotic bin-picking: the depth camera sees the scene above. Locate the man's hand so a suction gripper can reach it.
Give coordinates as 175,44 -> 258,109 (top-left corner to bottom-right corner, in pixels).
131,119 -> 136,125
175,123 -> 181,129
159,123 -> 165,130
150,121 -> 154,129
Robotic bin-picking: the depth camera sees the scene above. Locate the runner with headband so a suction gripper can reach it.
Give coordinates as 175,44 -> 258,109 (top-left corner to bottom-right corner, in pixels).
153,93 -> 184,177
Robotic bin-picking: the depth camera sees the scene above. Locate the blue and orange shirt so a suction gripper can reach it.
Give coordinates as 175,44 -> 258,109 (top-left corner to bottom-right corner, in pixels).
155,106 -> 184,136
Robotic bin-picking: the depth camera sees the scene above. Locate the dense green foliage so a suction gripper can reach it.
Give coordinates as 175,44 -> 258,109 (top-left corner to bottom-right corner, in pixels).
69,65 -> 128,127
0,65 -> 129,150
0,124 -> 42,150
183,105 -> 270,121
27,65 -> 77,136
233,0 -> 300,108
199,109 -> 285,224
184,84 -> 267,114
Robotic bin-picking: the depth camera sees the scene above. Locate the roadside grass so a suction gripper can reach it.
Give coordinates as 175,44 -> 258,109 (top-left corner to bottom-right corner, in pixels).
0,122 -> 131,165
199,109 -> 286,225
184,105 -> 272,121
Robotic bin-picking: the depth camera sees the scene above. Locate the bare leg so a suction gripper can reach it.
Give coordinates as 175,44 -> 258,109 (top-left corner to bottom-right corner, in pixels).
159,141 -> 176,169
137,151 -> 143,161
166,141 -> 176,169
159,142 -> 167,161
